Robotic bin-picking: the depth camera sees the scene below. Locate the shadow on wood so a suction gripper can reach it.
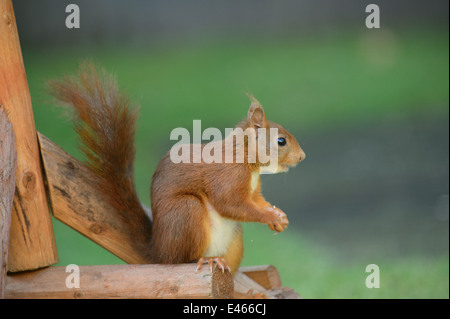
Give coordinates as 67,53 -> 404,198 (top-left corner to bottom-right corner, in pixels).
0,106 -> 17,298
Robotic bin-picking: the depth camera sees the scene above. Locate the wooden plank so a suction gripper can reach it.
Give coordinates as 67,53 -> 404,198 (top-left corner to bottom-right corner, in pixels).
233,271 -> 267,298
0,0 -> 58,272
5,264 -> 234,299
38,132 -> 148,264
0,106 -> 17,298
234,271 -> 301,299
239,265 -> 282,290
266,287 -> 302,299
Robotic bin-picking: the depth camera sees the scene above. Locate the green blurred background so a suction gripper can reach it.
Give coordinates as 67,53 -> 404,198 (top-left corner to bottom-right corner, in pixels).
13,0 -> 449,298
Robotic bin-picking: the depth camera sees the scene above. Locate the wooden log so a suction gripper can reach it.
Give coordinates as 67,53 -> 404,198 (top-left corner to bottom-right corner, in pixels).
239,265 -> 282,290
38,132 -> 148,264
266,287 -> 302,299
0,107 -> 17,299
5,264 -> 234,299
0,0 -> 58,272
234,271 -> 301,299
233,271 -> 267,298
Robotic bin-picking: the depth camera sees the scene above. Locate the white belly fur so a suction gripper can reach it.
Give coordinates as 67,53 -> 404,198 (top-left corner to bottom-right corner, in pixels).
203,201 -> 238,258
203,172 -> 259,258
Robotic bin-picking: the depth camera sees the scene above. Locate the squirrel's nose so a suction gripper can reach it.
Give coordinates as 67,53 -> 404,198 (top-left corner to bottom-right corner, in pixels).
298,150 -> 306,162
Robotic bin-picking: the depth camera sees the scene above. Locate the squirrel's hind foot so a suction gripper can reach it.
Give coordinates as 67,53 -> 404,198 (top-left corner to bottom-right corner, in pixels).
196,257 -> 231,273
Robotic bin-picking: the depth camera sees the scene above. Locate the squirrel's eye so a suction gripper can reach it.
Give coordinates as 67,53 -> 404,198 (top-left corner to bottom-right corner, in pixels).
277,137 -> 287,146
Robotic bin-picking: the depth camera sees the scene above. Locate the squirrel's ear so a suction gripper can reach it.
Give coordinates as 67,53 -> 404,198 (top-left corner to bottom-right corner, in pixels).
247,94 -> 267,128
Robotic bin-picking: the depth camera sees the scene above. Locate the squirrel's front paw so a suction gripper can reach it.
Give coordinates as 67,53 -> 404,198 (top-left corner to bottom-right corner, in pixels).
265,206 -> 289,232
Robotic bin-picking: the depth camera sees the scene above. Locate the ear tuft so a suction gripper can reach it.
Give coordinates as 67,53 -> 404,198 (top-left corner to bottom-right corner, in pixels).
246,93 -> 267,128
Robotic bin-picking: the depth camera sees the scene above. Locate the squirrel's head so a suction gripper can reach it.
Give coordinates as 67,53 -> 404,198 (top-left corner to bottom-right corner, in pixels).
240,95 -> 305,174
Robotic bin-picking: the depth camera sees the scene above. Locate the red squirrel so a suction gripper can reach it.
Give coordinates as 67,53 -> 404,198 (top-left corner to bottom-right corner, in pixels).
49,62 -> 305,275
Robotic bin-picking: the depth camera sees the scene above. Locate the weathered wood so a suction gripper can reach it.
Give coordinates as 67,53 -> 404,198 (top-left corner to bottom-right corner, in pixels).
0,107 -> 17,298
234,271 -> 301,299
0,0 -> 58,272
265,287 -> 302,299
5,264 -> 234,299
38,132 -> 149,264
234,271 -> 267,298
239,265 -> 282,290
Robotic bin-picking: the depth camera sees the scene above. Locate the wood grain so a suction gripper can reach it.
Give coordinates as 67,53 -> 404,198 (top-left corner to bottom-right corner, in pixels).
233,271 -> 268,297
0,107 -> 17,298
234,270 -> 301,299
239,265 -> 282,290
38,132 -> 149,264
0,0 -> 58,272
5,264 -> 234,299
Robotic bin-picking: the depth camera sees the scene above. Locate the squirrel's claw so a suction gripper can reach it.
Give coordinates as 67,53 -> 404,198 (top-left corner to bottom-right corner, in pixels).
266,206 -> 289,232
196,257 -> 230,273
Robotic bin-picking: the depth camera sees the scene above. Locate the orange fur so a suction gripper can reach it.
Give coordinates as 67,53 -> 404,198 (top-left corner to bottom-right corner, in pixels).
49,62 -> 152,259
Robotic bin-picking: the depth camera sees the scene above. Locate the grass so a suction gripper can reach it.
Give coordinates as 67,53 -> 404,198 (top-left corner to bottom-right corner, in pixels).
23,27 -> 449,298
242,224 -> 449,298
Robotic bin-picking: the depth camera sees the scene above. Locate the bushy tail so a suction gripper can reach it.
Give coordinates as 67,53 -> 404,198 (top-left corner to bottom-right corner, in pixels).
48,62 -> 152,260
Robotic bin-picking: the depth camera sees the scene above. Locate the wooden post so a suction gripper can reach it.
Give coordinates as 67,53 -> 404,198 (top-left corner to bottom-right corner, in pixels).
0,107 -> 17,299
0,0 -> 58,272
5,264 -> 234,299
